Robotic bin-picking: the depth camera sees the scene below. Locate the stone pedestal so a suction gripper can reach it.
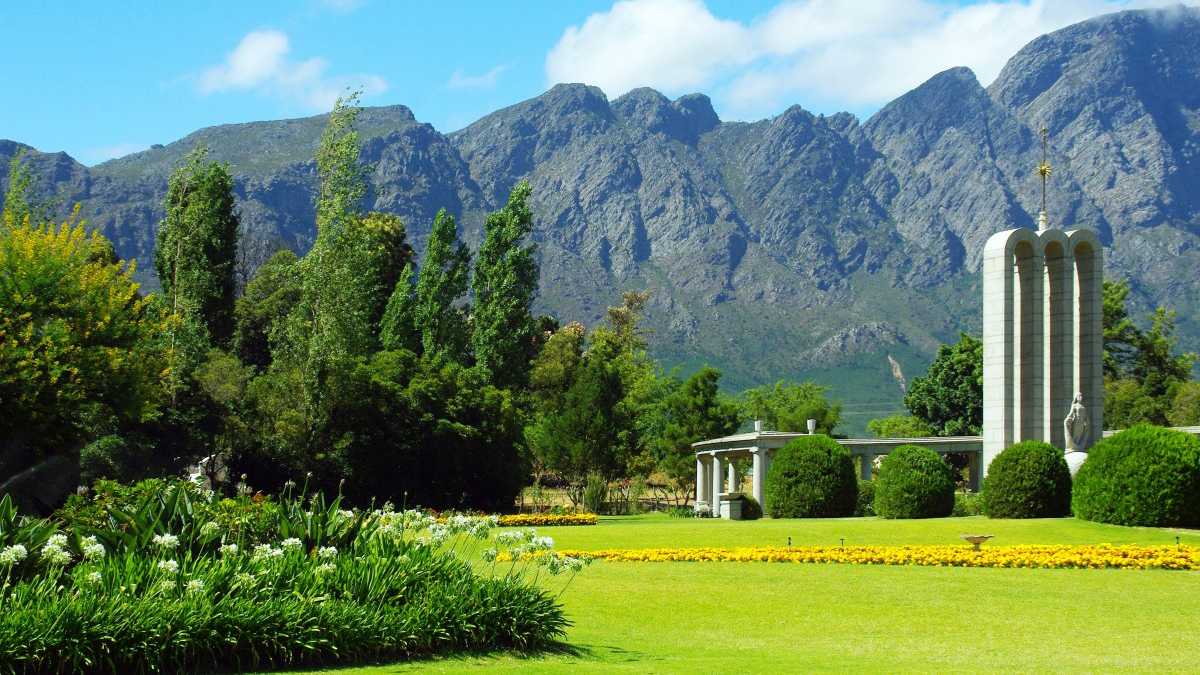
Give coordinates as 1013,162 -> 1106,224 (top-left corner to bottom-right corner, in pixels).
719,493 -> 744,520
1064,451 -> 1087,477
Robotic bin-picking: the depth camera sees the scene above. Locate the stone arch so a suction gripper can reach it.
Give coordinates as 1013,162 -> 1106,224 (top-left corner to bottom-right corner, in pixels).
1039,230 -> 1073,448
1068,229 -> 1104,445
982,228 -> 1043,464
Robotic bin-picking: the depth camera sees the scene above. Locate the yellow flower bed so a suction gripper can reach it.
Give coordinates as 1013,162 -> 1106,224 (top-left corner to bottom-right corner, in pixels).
556,545 -> 1200,571
497,513 -> 598,527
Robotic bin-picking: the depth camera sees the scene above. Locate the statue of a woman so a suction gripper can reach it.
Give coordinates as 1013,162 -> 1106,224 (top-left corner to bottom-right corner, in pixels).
1064,392 -> 1090,452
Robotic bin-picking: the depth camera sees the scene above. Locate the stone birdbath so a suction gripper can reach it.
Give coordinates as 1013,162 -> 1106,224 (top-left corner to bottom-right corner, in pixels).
961,534 -> 994,551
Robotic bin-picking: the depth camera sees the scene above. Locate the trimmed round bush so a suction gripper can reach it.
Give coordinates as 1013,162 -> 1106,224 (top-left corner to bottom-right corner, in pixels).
873,445 -> 955,519
764,436 -> 857,518
1072,424 -> 1200,527
983,441 -> 1072,518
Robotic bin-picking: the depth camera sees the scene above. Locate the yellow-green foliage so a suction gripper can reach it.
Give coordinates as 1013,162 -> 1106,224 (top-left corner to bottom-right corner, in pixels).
0,212 -> 164,455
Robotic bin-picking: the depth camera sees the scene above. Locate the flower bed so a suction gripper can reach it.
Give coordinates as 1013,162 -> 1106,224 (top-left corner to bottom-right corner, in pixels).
0,484 -> 580,673
498,513 -> 598,527
557,544 -> 1200,571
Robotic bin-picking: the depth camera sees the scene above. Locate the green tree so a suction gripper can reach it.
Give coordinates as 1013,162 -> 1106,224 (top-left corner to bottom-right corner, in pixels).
535,355 -> 635,505
1101,279 -> 1196,427
1168,381 -> 1200,427
232,249 -> 302,370
905,333 -> 983,436
154,145 -> 240,347
653,367 -> 741,504
1103,280 -> 1141,379
284,92 -> 375,433
358,211 -> 413,333
414,209 -> 471,360
742,381 -> 841,434
2,151 -> 37,227
867,415 -> 935,438
471,181 -> 538,388
0,214 -> 165,473
379,262 -> 419,352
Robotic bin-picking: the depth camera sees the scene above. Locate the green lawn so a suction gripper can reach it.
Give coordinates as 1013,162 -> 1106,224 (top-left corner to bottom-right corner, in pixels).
323,515 -> 1200,673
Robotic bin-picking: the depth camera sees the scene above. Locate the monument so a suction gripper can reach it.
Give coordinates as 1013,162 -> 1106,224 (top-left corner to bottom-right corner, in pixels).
982,128 -> 1103,473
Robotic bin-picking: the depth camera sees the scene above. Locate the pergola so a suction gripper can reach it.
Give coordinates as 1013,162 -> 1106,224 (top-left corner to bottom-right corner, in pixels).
692,428 -> 983,518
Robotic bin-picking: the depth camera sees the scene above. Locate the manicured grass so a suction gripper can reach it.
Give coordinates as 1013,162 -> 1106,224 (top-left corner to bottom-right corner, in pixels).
539,512 -> 1200,550
319,515 -> 1200,673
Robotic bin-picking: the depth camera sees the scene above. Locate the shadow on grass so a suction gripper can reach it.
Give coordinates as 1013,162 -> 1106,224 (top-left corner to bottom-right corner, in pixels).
277,641 -> 595,674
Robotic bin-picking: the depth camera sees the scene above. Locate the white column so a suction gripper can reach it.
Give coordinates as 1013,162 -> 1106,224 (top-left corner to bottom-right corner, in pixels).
859,453 -> 874,480
967,452 -> 983,492
711,453 -> 723,518
695,456 -> 704,507
751,449 -> 765,508
727,461 -> 737,493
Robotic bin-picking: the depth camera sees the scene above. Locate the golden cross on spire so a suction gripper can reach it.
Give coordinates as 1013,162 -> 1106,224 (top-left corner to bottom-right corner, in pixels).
1032,121 -> 1051,224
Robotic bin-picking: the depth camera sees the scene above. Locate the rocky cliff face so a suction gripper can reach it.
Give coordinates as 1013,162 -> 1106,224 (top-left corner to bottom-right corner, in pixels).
3,7 -> 1197,429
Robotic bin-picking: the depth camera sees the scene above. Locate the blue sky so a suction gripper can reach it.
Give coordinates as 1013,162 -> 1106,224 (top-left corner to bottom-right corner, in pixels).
0,0 -> 1185,165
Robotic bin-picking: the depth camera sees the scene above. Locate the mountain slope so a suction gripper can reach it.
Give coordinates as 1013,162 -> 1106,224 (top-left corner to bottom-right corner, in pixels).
3,6 -> 1198,432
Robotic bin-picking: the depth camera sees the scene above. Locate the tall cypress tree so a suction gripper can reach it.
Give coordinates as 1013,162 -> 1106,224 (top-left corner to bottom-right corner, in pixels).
155,145 -> 240,346
471,181 -> 538,387
415,209 -> 471,360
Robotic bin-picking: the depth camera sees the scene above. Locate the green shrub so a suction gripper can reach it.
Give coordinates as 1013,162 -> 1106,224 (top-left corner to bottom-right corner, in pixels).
874,445 -> 956,519
1072,425 -> 1200,527
0,537 -> 568,672
740,495 -> 763,520
983,441 -> 1072,518
582,474 -> 608,514
764,436 -> 857,518
952,491 -> 983,517
2,481 -> 579,672
854,480 -> 875,517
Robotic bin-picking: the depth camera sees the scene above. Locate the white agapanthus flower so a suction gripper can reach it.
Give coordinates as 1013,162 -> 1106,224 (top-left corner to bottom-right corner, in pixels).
158,579 -> 176,593
317,546 -> 337,559
185,578 -> 205,594
82,541 -> 106,561
481,547 -> 498,563
153,533 -> 179,549
87,570 -> 102,584
252,544 -> 283,560
219,543 -> 239,556
316,562 -> 336,575
281,537 -> 303,550
157,559 -> 179,574
200,521 -> 221,537
0,544 -> 28,565
40,537 -> 72,566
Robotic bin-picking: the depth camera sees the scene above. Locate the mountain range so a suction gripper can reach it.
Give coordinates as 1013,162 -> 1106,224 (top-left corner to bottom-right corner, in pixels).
3,6 -> 1199,432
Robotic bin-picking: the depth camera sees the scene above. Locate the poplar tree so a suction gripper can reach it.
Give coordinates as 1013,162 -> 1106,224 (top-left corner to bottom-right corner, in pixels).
414,209 -> 471,360
154,145 -> 240,346
288,91 -> 374,425
471,181 -> 538,387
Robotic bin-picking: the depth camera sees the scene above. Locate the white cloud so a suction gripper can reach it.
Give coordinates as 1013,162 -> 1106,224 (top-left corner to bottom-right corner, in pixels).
199,29 -> 387,110
546,0 -> 754,94
546,0 -> 1197,119
447,65 -> 509,90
